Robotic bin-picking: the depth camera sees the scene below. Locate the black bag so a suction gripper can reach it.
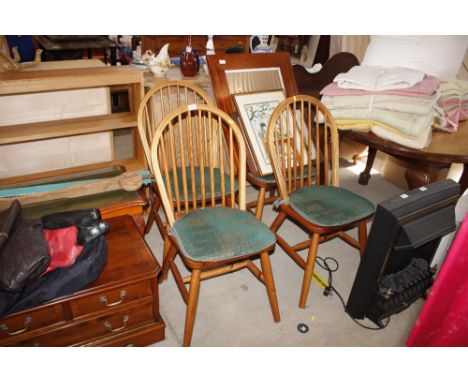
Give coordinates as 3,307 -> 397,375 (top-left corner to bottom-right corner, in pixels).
0,234 -> 107,318
0,206 -> 108,318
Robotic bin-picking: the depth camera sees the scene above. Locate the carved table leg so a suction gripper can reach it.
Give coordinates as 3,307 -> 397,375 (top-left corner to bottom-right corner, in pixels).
358,147 -> 377,185
404,162 -> 446,190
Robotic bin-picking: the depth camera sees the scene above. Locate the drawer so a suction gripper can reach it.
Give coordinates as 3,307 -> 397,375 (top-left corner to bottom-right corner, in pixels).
15,302 -> 155,347
70,280 -> 153,318
92,320 -> 165,347
0,304 -> 65,342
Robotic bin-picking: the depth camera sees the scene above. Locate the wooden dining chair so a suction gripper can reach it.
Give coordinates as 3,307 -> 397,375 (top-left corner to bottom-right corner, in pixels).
151,104 -> 280,346
137,81 -> 213,236
266,95 -> 375,308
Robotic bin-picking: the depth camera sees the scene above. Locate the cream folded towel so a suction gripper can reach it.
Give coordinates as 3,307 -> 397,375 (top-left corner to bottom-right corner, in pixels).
334,66 -> 426,91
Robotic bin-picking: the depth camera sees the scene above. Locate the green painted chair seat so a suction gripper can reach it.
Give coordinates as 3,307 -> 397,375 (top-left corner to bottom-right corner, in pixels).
249,165 -> 315,185
168,167 -> 238,202
171,207 -> 276,262
288,185 -> 374,227
249,172 -> 277,184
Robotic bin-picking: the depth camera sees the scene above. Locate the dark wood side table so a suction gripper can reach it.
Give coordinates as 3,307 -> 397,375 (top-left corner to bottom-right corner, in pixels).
37,36 -> 119,65
341,120 -> 468,194
0,215 -> 165,347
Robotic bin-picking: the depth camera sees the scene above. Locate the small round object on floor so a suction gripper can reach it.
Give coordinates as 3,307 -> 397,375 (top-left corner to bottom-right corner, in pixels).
297,323 -> 309,333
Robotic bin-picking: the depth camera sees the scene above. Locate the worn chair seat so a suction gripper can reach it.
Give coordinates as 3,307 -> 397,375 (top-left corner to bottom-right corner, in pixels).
247,166 -> 316,220
250,164 -> 315,185
249,172 -> 277,184
171,207 -> 275,262
169,167 -> 238,203
288,185 -> 374,227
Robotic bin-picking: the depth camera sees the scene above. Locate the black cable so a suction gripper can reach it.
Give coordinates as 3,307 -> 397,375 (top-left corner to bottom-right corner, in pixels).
315,256 -> 390,330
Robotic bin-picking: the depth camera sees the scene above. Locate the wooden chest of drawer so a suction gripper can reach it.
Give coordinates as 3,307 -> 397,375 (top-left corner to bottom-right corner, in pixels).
0,216 -> 165,347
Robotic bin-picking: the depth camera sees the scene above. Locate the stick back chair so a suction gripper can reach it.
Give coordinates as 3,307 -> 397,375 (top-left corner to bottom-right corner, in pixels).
152,104 -> 280,346
137,81 -> 213,236
267,95 -> 375,308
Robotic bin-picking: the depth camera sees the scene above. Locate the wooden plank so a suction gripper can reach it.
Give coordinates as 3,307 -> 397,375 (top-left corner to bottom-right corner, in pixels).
0,170 -> 152,197
0,113 -> 137,144
0,172 -> 147,210
0,158 -> 144,187
0,67 -> 143,96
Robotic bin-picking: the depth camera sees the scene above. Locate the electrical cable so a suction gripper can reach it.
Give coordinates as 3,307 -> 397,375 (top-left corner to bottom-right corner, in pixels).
315,256 -> 390,330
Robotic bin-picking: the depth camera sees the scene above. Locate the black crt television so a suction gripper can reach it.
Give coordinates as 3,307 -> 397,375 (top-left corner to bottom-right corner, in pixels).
346,179 -> 460,327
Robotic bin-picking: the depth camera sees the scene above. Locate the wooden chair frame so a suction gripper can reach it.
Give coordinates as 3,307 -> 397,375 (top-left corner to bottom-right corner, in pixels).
151,104 -> 280,346
137,80 -> 213,236
266,95 -> 373,308
206,53 -> 299,220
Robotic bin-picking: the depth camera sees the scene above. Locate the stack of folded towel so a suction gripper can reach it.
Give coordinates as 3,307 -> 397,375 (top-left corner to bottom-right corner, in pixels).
320,66 -> 443,149
435,79 -> 468,132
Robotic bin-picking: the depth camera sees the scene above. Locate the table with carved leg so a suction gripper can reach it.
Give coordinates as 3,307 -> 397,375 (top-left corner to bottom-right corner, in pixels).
341,120 -> 468,194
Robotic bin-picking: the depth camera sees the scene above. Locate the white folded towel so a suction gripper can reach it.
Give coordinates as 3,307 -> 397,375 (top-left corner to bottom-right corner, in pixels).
334,66 -> 426,91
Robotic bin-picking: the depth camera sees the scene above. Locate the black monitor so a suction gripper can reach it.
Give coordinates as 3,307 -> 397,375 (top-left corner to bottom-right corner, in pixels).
346,179 -> 460,327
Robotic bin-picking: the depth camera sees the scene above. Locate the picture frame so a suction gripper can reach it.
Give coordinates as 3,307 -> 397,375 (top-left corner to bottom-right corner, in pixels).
233,90 -> 315,176
233,90 -> 285,176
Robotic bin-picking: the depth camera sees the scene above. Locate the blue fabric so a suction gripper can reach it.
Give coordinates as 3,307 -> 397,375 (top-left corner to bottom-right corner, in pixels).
5,36 -> 36,62
288,185 -> 374,227
171,207 -> 276,262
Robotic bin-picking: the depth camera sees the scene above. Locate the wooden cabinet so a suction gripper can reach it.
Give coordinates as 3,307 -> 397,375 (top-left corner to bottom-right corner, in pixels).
141,35 -> 250,56
0,216 -> 165,347
0,66 -> 147,186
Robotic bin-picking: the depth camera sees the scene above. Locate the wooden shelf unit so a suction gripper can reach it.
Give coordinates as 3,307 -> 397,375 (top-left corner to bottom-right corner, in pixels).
0,66 -> 146,184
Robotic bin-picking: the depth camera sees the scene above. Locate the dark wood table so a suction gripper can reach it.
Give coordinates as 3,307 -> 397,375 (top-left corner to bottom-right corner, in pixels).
37,36 -> 119,65
341,120 -> 468,194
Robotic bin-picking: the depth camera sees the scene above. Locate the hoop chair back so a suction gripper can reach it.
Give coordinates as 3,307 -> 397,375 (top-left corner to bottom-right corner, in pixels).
150,104 -> 246,227
138,81 -> 212,171
266,95 -> 339,200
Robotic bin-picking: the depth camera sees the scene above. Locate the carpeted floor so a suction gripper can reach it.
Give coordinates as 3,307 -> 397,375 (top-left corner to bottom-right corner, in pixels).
145,160 -> 425,346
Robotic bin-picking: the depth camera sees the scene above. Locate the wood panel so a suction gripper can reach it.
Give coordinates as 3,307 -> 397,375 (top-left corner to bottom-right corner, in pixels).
207,52 -> 299,117
0,67 -> 142,95
0,112 -> 136,144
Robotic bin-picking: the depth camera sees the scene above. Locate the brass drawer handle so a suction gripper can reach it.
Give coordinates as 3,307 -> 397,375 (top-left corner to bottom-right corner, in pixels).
103,315 -> 129,333
99,290 -> 127,307
0,317 -> 32,336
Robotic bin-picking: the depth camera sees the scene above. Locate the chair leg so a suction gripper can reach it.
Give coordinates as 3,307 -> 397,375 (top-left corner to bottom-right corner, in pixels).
358,220 -> 368,258
159,236 -> 171,282
260,252 -> 280,322
183,269 -> 201,347
255,186 -> 267,220
270,211 -> 287,234
299,233 -> 320,309
159,243 -> 176,284
144,190 -> 162,234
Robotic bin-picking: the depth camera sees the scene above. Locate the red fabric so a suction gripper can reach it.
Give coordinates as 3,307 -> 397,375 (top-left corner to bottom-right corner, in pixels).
406,214 -> 468,346
42,226 -> 83,274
